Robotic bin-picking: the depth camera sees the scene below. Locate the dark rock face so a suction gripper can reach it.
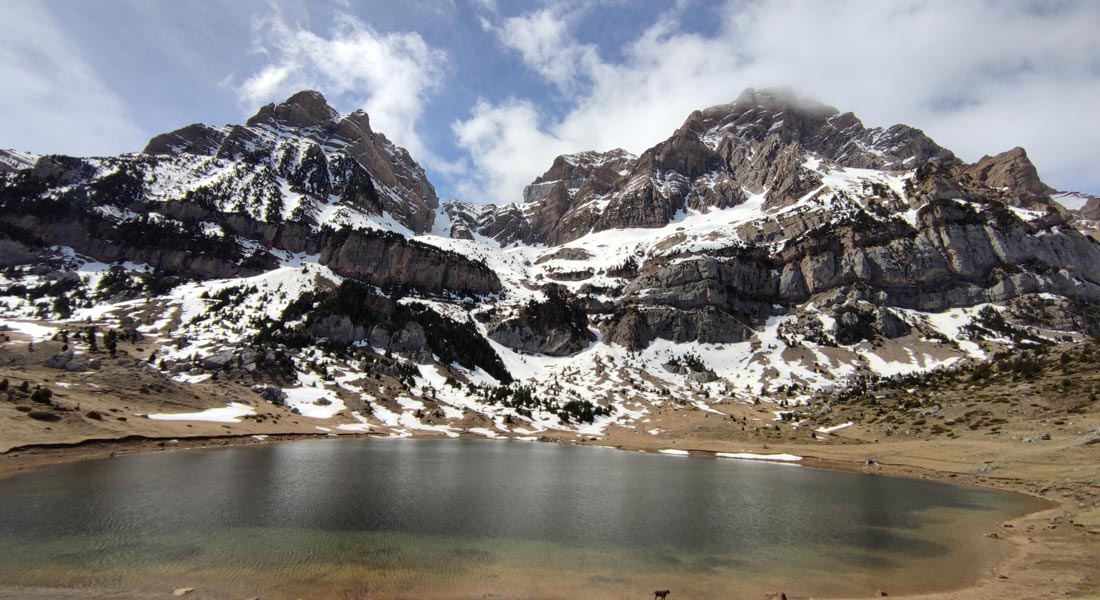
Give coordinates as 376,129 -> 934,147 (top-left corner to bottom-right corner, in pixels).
443,201 -> 530,244
1078,196 -> 1100,221
487,290 -> 595,356
522,149 -> 638,244
534,247 -> 593,264
604,306 -> 756,350
321,230 -> 501,297
369,323 -> 434,363
246,90 -> 340,130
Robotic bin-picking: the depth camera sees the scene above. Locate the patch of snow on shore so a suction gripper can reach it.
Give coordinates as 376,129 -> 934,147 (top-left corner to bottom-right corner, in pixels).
148,402 -> 255,423
716,452 -> 802,462
283,387 -> 344,418
816,422 -> 854,434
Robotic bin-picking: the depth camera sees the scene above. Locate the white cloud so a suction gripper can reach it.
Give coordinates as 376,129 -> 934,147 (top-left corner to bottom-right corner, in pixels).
455,0 -> 1100,203
494,8 -> 600,93
239,12 -> 448,165
452,99 -> 572,201
0,3 -> 145,156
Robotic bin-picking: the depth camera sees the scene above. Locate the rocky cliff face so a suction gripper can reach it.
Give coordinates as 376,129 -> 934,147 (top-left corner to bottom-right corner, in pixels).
145,90 -> 439,233
521,149 -> 638,244
321,230 -> 500,296
601,192 -> 1100,349
963,147 -> 1056,209
442,149 -> 639,246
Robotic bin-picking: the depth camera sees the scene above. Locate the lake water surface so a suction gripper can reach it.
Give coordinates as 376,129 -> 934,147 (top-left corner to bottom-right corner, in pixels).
0,439 -> 1044,599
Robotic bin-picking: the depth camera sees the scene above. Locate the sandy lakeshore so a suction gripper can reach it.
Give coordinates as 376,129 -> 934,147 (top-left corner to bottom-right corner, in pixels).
1,425 -> 1097,600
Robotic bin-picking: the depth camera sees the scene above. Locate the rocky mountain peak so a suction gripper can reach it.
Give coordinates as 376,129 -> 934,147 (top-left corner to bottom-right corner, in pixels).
728,86 -> 840,118
334,109 -> 374,140
451,89 -> 1087,254
964,146 -> 1056,206
138,90 -> 438,233
245,89 -> 340,130
526,149 -> 636,198
143,123 -> 228,156
684,88 -> 955,171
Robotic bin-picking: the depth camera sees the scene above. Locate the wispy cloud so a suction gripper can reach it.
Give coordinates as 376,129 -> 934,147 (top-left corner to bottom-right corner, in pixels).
455,0 -> 1100,204
489,7 -> 600,94
0,3 -> 145,156
239,11 -> 449,165
452,99 -> 573,202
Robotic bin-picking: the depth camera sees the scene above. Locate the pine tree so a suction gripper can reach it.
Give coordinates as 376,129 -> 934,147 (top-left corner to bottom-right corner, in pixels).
104,329 -> 118,358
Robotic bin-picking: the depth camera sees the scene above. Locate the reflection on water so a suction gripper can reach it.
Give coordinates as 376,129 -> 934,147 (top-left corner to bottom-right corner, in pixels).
0,439 -> 1043,599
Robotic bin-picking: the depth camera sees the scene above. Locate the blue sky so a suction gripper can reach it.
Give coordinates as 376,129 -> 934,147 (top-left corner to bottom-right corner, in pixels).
3,0 -> 1099,203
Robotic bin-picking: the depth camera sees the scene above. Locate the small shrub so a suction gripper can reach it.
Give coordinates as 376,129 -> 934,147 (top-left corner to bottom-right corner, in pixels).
30,387 -> 53,404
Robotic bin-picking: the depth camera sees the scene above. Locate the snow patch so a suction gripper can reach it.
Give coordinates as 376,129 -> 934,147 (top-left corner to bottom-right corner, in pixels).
147,402 -> 256,423
716,452 -> 802,463
815,422 -> 854,434
283,387 -> 345,419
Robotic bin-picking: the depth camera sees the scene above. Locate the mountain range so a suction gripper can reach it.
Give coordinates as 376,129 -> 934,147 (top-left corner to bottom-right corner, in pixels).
3,87 -> 1099,439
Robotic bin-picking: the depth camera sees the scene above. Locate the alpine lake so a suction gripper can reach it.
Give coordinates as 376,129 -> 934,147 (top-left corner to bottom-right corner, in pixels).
0,439 -> 1045,600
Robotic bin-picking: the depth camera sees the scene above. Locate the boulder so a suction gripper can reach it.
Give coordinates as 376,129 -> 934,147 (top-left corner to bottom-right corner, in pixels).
44,350 -> 75,369
251,385 -> 285,405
